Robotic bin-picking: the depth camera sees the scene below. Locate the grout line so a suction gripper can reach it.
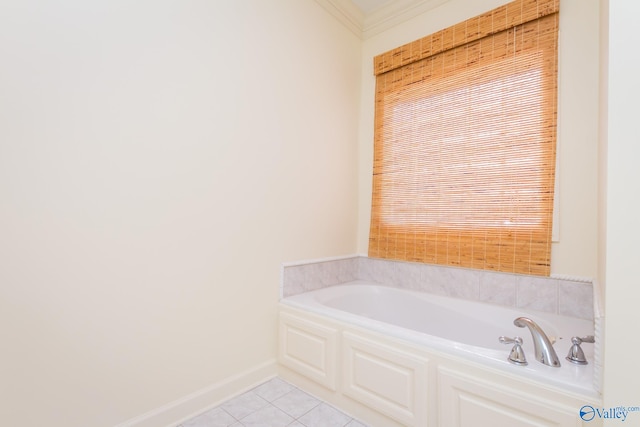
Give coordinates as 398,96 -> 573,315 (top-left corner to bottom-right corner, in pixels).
180,377 -> 367,427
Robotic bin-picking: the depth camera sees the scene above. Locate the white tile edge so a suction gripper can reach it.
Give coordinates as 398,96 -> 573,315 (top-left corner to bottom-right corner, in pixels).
593,316 -> 604,394
550,273 -> 594,283
279,262 -> 285,301
281,254 -> 363,268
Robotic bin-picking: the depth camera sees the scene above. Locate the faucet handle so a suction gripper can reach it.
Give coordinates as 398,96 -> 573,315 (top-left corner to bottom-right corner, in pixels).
499,336 -> 528,366
499,336 -> 522,345
566,335 -> 595,365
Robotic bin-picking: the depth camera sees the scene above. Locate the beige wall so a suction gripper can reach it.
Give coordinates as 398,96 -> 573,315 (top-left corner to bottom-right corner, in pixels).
602,0 -> 640,408
0,1 -> 360,426
357,0 -> 601,279
4,0 -> 637,425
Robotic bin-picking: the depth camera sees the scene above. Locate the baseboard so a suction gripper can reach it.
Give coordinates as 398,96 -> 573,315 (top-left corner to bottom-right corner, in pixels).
114,359 -> 278,427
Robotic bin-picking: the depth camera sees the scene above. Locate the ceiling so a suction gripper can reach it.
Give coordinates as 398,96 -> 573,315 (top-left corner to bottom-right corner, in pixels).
351,0 -> 394,14
319,0 -> 451,39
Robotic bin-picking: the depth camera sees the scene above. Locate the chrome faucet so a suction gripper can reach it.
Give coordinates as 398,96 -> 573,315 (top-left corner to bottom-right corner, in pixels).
514,317 -> 561,367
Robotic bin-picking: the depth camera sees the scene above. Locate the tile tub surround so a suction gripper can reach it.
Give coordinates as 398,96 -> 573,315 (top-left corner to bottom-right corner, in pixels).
281,255 -> 596,321
178,377 -> 369,427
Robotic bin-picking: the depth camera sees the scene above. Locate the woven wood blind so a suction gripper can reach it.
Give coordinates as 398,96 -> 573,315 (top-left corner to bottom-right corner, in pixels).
369,0 -> 559,276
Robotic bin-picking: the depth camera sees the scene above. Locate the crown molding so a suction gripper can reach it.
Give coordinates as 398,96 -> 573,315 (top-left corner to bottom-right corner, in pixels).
314,0 -> 451,39
362,0 -> 451,39
313,0 -> 365,38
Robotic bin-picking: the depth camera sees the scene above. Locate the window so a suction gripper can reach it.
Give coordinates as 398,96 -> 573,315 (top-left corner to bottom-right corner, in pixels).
369,0 -> 559,276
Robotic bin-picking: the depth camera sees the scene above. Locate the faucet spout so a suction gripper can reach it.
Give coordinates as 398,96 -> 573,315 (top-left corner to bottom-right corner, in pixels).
514,317 -> 561,367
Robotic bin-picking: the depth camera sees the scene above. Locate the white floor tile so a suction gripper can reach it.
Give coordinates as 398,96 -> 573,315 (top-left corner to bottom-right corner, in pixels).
345,420 -> 369,427
221,391 -> 269,419
253,377 -> 295,402
272,388 -> 320,418
238,405 -> 294,427
297,403 -> 353,427
181,407 -> 237,427
178,378 -> 371,427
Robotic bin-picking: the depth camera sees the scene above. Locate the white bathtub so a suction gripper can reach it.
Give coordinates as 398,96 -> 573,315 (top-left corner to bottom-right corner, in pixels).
282,280 -> 597,397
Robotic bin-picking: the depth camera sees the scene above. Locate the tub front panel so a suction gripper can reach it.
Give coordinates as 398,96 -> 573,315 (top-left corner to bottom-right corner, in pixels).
278,304 -> 602,427
438,366 -> 588,427
278,311 -> 338,391
343,331 -> 429,426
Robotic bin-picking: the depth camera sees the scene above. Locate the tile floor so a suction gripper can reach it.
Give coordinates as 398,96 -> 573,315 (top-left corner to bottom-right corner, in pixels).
178,377 -> 370,427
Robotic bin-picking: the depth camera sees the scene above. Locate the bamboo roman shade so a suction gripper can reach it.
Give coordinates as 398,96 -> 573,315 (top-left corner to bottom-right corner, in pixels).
369,0 -> 559,276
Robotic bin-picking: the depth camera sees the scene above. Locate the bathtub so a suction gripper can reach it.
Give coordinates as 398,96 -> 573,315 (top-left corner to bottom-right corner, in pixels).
281,280 -> 597,397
